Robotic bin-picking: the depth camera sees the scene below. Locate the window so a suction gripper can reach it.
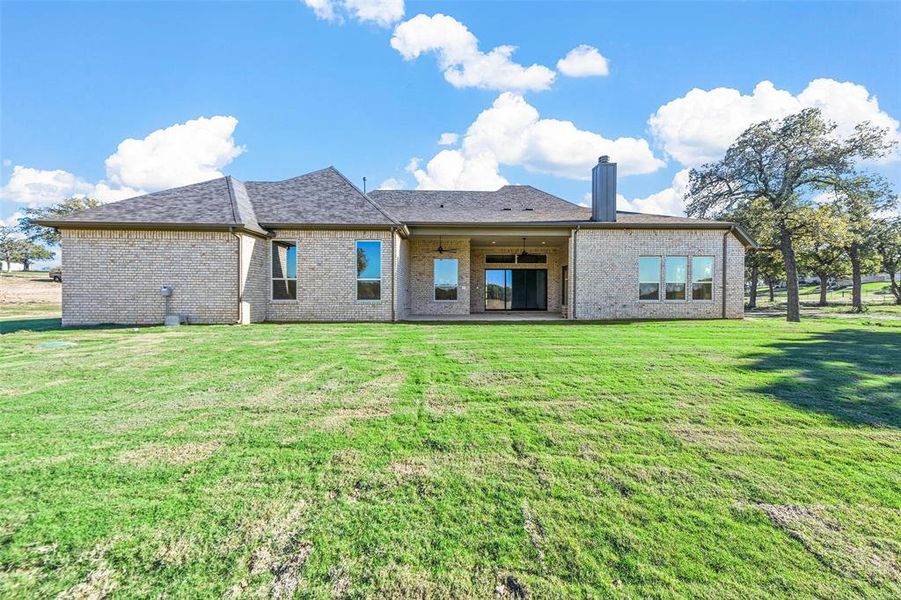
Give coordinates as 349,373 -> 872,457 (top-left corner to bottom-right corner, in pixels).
665,256 -> 687,301
272,241 -> 297,300
434,258 -> 458,301
562,265 -> 568,305
486,254 -> 516,264
639,257 -> 661,301
355,240 -> 382,300
517,254 -> 547,264
692,256 -> 714,301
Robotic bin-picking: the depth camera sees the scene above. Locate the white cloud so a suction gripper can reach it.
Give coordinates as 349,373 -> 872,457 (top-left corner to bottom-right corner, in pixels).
617,169 -> 691,216
303,0 -> 403,26
390,14 -> 556,92
649,79 -> 901,167
105,115 -> 244,191
343,0 -> 404,26
437,132 -> 459,146
406,92 -> 663,190
0,166 -> 95,207
0,210 -> 24,227
556,45 -> 609,78
303,0 -> 337,21
407,149 -> 509,190
1,115 -> 244,207
377,177 -> 406,190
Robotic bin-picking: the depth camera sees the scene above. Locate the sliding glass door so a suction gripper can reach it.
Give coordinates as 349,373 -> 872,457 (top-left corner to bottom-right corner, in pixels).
485,269 -> 547,311
485,269 -> 512,310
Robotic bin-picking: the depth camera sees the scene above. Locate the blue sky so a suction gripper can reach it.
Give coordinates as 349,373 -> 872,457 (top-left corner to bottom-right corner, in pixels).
2,0 -> 900,226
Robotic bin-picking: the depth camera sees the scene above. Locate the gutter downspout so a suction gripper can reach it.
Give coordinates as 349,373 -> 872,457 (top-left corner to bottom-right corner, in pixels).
572,225 -> 580,320
722,226 -> 733,319
231,227 -> 243,325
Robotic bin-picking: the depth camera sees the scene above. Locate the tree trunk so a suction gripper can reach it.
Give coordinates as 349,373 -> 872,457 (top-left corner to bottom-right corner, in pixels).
818,272 -> 829,306
779,226 -> 801,322
21,258 -> 31,271
890,270 -> 901,305
766,279 -> 775,302
849,243 -> 863,312
747,265 -> 758,309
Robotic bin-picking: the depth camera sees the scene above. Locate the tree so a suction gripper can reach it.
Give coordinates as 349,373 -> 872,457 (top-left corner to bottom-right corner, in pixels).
796,205 -> 851,306
11,240 -> 54,271
829,174 -> 898,311
17,197 -> 102,246
686,108 -> 896,322
0,226 -> 21,271
757,250 -> 785,303
874,218 -> 901,305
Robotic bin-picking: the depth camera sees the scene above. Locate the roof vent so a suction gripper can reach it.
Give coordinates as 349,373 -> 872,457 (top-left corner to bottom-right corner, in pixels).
502,207 -> 512,211
439,204 -> 444,208
523,208 -> 533,211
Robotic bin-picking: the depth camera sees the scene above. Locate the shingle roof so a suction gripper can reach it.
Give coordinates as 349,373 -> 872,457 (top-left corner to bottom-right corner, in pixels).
38,168 -> 750,245
39,177 -> 250,229
368,185 -> 726,226
246,167 -> 398,227
225,177 -> 267,235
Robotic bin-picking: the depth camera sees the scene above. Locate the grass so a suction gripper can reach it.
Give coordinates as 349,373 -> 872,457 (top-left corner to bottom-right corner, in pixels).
751,282 -> 899,307
0,316 -> 899,598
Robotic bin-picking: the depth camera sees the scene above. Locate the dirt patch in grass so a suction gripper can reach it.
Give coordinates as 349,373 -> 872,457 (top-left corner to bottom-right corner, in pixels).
0,273 -> 60,304
226,500 -> 312,598
522,500 -> 545,564
760,504 -> 901,585
423,383 -> 466,415
669,424 -> 760,454
57,544 -> 117,600
390,458 -> 432,480
309,372 -> 404,431
313,405 -> 393,431
117,441 -> 221,467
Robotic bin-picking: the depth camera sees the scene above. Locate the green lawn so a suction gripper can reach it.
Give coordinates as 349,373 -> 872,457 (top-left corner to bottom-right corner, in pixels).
752,281 -> 899,307
1,317 -> 899,598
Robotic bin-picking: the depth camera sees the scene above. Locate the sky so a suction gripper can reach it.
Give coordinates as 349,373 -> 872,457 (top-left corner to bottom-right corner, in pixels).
2,0 -> 901,233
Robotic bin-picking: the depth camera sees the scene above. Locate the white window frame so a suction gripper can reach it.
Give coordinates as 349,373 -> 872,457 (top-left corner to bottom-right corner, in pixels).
433,258 -> 459,302
664,256 -> 688,302
355,240 -> 383,302
691,255 -> 715,302
638,256 -> 662,303
270,239 -> 298,302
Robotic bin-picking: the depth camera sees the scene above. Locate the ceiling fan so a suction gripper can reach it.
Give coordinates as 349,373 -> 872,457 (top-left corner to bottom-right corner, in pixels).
435,236 -> 457,254
517,237 -> 530,259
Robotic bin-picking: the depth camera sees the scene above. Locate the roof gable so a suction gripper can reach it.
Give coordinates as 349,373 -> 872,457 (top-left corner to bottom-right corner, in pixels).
246,167 -> 397,226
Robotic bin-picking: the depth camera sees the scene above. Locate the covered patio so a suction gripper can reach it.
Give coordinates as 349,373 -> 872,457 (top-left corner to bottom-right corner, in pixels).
399,227 -> 573,320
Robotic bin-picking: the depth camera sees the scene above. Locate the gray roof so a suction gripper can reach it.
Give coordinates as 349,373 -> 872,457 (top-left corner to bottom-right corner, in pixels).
38,167 -> 751,245
246,167 -> 397,226
368,185 -> 726,226
38,177 -> 253,228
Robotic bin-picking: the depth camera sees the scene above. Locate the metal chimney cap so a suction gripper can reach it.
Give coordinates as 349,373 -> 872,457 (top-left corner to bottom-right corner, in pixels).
598,155 -> 609,163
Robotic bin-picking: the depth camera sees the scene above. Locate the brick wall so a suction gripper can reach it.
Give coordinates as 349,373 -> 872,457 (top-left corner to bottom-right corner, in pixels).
408,238 -> 471,315
470,245 -> 566,314
240,233 -> 269,323
572,229 -> 746,320
265,229 -> 394,322
394,233 -> 410,320
60,229 -> 239,326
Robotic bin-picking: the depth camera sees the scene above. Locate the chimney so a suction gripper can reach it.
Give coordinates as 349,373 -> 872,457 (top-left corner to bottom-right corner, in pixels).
591,155 -> 617,222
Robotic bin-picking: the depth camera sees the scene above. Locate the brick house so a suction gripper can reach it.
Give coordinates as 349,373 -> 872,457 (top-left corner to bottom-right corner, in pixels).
39,158 -> 755,326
